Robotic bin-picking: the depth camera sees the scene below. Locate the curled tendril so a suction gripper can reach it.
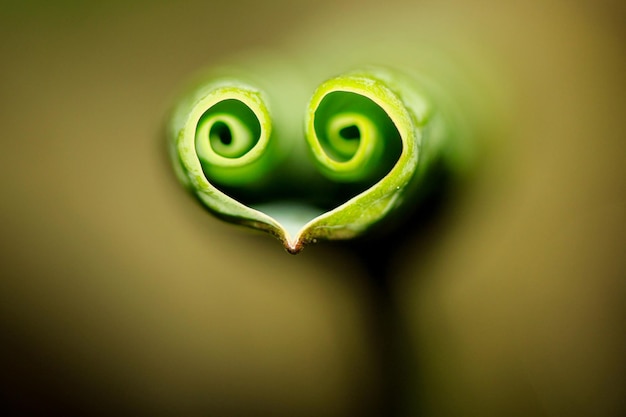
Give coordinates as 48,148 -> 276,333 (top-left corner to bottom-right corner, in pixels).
196,101 -> 260,161
173,82 -> 275,189
307,88 -> 402,184
192,95 -> 269,186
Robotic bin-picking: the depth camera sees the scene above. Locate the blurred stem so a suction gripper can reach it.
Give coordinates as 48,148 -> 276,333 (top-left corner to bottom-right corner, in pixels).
358,249 -> 409,417
350,169 -> 453,417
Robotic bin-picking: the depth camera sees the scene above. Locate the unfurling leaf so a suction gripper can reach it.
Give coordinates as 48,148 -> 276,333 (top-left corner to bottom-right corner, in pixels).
168,60 -> 474,253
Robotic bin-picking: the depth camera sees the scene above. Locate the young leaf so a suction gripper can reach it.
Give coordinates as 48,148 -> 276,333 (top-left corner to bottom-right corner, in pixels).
168,62 -> 469,253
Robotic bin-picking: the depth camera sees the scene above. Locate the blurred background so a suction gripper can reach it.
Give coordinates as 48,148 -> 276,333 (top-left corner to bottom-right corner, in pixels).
0,0 -> 624,416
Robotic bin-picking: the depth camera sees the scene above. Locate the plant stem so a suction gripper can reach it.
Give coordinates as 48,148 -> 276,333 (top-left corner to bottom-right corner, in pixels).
350,168 -> 454,416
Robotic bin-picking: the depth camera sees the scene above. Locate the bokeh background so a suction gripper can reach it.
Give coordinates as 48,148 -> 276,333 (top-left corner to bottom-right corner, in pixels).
0,0 -> 624,416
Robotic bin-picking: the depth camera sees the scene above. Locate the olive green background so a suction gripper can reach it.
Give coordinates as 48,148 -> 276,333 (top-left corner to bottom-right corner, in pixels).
0,0 -> 624,416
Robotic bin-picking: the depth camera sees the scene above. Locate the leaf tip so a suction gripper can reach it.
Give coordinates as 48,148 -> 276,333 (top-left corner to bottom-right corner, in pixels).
284,238 -> 304,255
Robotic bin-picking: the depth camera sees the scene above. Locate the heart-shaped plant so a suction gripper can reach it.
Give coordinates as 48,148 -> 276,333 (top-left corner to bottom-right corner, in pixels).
168,62 -> 469,253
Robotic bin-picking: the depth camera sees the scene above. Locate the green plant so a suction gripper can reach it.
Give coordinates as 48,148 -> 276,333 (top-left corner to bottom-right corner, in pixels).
167,59 -> 474,253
